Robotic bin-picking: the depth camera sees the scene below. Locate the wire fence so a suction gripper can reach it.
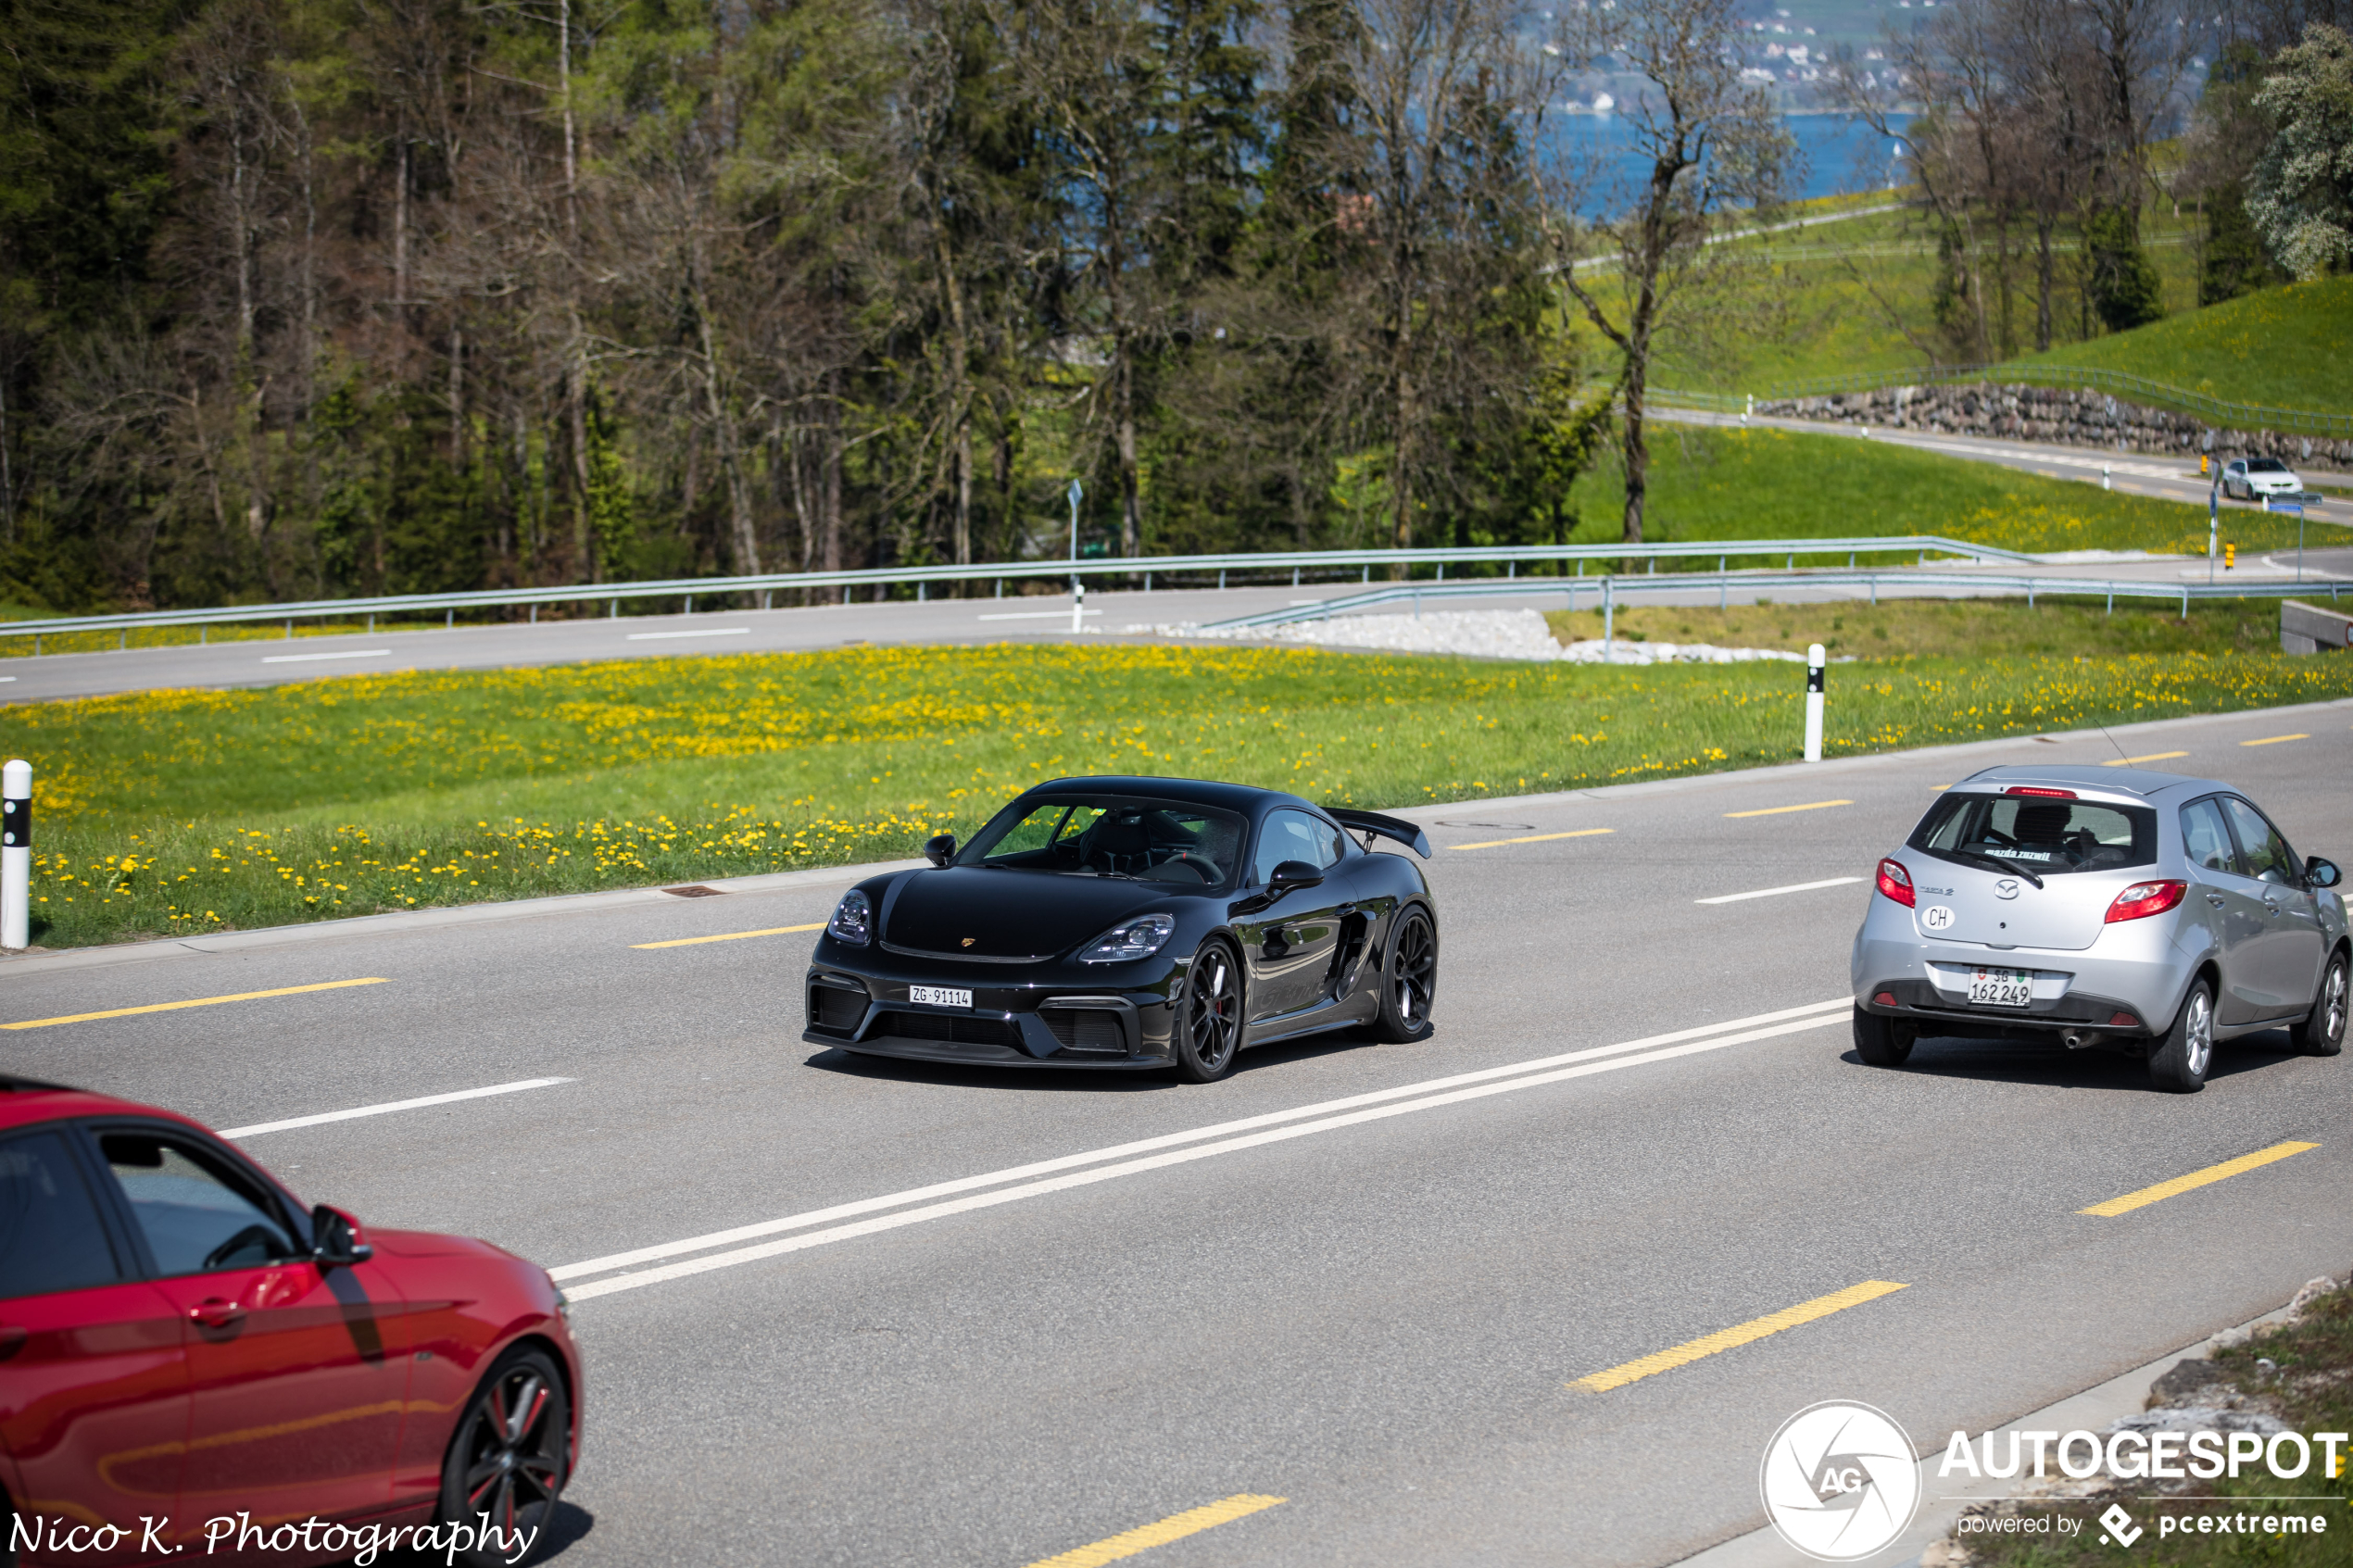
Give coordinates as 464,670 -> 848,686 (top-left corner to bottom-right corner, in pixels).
0,534 -> 2035,647
1200,566 -> 2352,632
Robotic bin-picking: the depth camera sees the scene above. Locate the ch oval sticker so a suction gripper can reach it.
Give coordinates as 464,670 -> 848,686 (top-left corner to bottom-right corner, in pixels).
1920,905 -> 1955,932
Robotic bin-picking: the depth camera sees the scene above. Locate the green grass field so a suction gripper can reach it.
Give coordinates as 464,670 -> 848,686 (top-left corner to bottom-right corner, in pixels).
1562,424 -> 2318,557
6,627 -> 2349,950
1991,274 -> 2353,417
1646,195 -> 2214,395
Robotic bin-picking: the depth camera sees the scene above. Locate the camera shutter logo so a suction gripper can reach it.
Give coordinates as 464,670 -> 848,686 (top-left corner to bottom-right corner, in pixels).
1759,1400 -> 1920,1561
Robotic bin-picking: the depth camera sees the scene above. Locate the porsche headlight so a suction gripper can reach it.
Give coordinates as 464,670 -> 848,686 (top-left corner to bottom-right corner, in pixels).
1080,912 -> 1176,963
826,888 -> 874,946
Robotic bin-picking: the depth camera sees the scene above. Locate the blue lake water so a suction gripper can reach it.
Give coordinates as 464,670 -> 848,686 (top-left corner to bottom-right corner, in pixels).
1550,112 -> 1914,216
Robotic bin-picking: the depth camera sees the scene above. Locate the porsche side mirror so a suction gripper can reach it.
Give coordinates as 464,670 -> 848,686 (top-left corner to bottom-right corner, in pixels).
2308,857 -> 2342,889
924,834 -> 957,868
1267,859 -> 1324,891
311,1203 -> 373,1268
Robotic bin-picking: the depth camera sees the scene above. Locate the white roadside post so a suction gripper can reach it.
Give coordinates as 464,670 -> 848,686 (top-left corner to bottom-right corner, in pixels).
1803,645 -> 1826,762
2,759 -> 29,951
1067,476 -> 1085,633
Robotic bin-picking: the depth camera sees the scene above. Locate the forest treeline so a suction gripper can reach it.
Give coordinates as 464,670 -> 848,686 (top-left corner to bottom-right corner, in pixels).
6,0 -> 2343,615
0,0 -> 1645,613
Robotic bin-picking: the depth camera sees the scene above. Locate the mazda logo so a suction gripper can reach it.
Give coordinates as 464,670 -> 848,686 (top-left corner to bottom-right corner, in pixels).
1994,879 -> 2020,900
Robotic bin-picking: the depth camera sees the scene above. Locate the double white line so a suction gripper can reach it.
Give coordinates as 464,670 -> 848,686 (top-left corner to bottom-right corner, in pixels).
555,997 -> 1853,1301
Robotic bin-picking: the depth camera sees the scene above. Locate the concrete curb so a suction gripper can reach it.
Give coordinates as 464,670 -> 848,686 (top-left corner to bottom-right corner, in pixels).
4,693 -> 2344,980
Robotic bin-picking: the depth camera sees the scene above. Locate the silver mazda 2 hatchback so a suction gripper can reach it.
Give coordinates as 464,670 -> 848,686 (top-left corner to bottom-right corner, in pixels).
1851,765 -> 2349,1091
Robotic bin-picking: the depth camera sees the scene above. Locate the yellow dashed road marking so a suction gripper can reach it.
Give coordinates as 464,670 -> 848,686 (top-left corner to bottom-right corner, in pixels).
1024,1495 -> 1288,1568
2240,734 -> 2309,747
2104,751 -> 2189,766
633,922 -> 826,949
1451,829 -> 1615,851
4,978 -> 391,1031
1570,1281 -> 1909,1392
2081,1142 -> 2319,1217
1724,799 -> 1853,819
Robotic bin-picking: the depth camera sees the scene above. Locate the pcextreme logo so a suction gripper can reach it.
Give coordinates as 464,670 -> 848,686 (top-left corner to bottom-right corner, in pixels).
1759,1401 -> 1922,1561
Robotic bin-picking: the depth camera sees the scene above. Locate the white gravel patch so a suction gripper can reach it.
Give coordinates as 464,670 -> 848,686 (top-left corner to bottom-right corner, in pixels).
1136,608 -> 1809,664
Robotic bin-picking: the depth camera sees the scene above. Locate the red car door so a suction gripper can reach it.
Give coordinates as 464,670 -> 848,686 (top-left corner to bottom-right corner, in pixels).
0,1126 -> 189,1566
90,1125 -> 411,1550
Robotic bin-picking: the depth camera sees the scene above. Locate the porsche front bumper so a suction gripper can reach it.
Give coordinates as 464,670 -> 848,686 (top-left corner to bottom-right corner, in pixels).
802,944 -> 1183,1069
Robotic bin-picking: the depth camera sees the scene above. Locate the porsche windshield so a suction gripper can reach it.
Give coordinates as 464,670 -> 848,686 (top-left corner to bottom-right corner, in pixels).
1908,792 -> 2157,875
960,797 -> 1245,886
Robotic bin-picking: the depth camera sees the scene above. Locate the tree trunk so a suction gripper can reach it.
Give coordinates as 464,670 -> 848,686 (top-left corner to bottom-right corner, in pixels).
696,306 -> 761,576
1621,374 -> 1648,551
1115,348 -> 1140,558
2034,219 -> 2055,351
821,371 -> 843,602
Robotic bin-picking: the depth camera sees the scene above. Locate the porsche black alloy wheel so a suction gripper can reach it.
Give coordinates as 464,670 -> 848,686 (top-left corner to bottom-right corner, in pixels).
439,1345 -> 569,1565
1176,940 -> 1243,1082
1851,1007 -> 1915,1067
1372,909 -> 1437,1043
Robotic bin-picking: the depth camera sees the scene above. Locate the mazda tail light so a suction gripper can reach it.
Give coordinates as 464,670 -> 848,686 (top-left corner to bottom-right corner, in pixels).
2105,880 -> 2186,923
1876,858 -> 1916,908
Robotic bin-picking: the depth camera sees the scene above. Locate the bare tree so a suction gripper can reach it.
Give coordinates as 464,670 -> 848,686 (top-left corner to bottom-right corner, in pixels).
1556,0 -> 1793,548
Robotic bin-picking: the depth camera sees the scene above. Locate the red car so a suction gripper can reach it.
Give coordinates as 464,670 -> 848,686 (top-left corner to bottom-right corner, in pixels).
0,1076 -> 580,1568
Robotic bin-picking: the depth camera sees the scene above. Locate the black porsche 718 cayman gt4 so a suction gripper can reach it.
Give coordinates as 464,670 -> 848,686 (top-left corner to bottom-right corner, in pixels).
803,776 -> 1440,1082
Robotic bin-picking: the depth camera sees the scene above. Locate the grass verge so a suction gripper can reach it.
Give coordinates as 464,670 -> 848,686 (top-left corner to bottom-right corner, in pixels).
1541,598 -> 2297,662
5,630 -> 2351,950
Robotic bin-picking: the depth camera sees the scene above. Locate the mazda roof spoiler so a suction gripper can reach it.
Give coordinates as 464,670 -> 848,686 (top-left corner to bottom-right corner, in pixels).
1328,808 -> 1431,859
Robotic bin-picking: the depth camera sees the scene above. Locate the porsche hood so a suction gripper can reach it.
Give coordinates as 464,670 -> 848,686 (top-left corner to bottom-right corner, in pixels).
883,867 -> 1174,960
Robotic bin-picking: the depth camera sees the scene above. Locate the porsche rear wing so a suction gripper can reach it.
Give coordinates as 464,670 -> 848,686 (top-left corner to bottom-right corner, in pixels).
1328,809 -> 1431,859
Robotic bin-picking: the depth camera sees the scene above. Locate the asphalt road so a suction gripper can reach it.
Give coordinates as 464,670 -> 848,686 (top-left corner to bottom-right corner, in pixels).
9,700 -> 2351,1567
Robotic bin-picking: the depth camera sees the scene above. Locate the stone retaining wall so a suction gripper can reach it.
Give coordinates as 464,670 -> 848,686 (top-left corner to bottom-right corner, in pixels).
1755,383 -> 2353,469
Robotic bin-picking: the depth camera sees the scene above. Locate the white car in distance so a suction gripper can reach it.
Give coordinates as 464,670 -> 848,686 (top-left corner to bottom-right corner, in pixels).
2221,456 -> 2304,501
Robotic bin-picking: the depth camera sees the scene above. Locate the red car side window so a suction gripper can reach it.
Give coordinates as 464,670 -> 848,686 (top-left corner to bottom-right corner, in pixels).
97,1129 -> 301,1276
0,1130 -> 123,1299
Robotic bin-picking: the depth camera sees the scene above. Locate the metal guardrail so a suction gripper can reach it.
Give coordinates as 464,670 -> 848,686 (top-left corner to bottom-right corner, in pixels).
1201,565 -> 2350,632
1658,364 -> 2353,440
0,536 -> 2032,644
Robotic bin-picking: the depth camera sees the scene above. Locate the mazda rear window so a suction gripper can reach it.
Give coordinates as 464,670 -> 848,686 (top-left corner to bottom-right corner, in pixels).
1908,793 -> 2156,874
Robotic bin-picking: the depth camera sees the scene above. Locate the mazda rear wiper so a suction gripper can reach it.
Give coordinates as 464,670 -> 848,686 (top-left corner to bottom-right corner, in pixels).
1947,847 -> 2043,889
